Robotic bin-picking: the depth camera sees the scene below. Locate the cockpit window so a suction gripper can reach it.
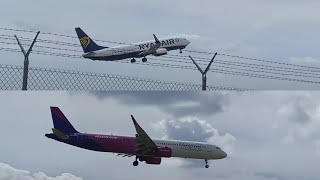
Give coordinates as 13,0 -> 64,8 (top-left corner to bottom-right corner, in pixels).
216,147 -> 221,150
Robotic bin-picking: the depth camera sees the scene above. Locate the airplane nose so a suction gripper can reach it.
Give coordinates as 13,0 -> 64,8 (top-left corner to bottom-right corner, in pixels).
221,151 -> 227,158
186,39 -> 190,45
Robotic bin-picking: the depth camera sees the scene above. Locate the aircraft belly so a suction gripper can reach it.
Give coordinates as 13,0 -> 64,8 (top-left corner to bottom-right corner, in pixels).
86,45 -> 186,61
164,45 -> 186,51
90,52 -> 142,61
172,149 -> 212,159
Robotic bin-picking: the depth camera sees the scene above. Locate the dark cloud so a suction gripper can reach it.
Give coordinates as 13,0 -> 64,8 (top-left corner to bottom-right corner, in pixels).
287,97 -> 311,124
255,172 -> 286,180
90,92 -> 230,118
275,94 -> 320,143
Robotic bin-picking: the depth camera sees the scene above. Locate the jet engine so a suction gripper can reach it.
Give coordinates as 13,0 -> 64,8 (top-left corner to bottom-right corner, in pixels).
154,147 -> 172,157
145,157 -> 161,165
153,48 -> 167,56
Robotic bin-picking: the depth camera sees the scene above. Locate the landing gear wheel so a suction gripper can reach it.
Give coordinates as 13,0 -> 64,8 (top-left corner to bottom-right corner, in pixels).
205,159 -> 209,168
142,57 -> 147,62
180,49 -> 183,54
131,58 -> 136,63
205,164 -> 209,168
133,160 -> 139,166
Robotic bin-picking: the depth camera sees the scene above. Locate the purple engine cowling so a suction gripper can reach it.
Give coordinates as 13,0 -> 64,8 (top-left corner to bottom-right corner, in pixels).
154,146 -> 172,158
145,157 -> 161,164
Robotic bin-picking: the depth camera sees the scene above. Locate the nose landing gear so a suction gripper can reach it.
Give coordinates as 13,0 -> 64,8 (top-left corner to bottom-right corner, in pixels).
205,159 -> 209,168
180,49 -> 183,54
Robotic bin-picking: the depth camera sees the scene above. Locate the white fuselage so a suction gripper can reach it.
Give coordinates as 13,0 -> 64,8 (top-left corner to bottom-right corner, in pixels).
83,37 -> 190,61
154,139 -> 227,160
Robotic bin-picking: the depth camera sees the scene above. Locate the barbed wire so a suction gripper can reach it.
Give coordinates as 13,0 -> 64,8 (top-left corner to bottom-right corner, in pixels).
2,27 -> 319,76
3,38 -> 320,80
0,27 -> 318,67
2,27 -> 320,87
0,63 -> 249,91
2,35 -> 320,79
0,27 -> 128,45
217,53 -> 320,71
2,47 -> 320,85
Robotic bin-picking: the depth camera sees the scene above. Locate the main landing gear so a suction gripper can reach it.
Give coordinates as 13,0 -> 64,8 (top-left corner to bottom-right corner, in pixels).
142,57 -> 147,62
130,58 -> 147,63
180,49 -> 183,54
133,156 -> 139,166
205,159 -> 209,168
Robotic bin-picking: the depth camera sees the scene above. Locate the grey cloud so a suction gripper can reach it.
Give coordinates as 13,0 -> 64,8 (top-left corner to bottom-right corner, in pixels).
276,94 -> 320,142
255,172 -> 285,180
286,97 -> 312,124
153,116 -> 235,168
1,92 -> 320,179
0,163 -> 83,180
159,117 -> 215,142
90,92 -> 230,118
155,116 -> 236,148
289,104 -> 310,124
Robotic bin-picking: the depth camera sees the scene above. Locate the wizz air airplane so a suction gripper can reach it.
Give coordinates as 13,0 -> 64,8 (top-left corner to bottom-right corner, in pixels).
75,28 -> 190,63
45,107 -> 227,168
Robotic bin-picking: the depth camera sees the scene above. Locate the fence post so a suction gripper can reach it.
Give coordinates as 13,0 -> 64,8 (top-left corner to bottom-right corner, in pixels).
189,52 -> 217,91
14,31 -> 40,90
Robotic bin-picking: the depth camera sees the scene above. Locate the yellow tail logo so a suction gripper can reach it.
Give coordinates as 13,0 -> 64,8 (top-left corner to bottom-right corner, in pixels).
80,37 -> 91,49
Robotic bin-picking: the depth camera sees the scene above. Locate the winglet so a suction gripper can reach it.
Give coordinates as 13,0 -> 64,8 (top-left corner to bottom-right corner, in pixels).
130,115 -> 157,154
153,34 -> 160,44
131,115 -> 140,127
131,115 -> 139,136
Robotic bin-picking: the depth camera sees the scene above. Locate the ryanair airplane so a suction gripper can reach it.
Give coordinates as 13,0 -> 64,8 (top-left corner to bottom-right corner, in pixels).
75,27 -> 190,63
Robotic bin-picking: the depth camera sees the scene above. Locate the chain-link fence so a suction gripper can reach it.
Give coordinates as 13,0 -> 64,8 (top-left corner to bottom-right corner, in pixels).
0,64 -> 249,91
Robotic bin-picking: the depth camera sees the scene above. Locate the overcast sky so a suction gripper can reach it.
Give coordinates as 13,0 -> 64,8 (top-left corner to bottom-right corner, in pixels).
1,1 -> 320,89
0,91 -> 319,180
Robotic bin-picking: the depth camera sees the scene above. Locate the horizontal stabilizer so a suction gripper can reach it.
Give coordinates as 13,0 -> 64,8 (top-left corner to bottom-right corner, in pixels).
52,128 -> 69,140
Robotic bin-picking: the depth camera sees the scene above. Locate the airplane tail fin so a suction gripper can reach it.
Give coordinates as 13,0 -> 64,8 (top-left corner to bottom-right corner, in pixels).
50,107 -> 79,134
75,27 -> 107,53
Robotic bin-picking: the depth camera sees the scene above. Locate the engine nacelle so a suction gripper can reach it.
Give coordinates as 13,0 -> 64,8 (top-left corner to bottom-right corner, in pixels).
153,48 -> 167,56
154,147 -> 172,158
145,157 -> 161,165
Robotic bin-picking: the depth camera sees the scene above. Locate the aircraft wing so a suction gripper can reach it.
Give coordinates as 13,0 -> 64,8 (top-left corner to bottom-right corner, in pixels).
138,34 -> 161,57
149,34 -> 161,51
131,115 -> 157,155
